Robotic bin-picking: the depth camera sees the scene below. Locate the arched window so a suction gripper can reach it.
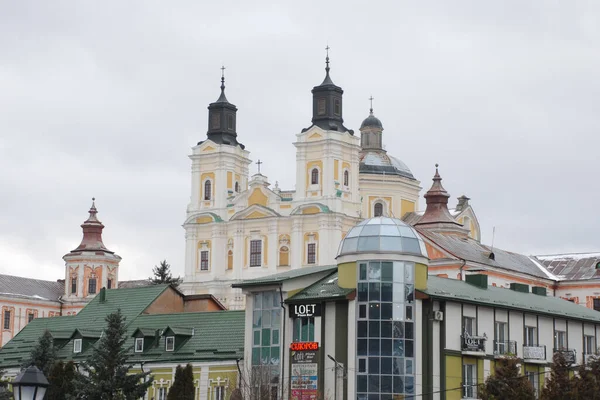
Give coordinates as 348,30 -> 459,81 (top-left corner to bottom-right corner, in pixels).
227,250 -> 233,270
343,170 -> 349,187
204,180 -> 212,200
311,168 -> 319,185
234,181 -> 239,193
374,202 -> 383,217
279,246 -> 289,267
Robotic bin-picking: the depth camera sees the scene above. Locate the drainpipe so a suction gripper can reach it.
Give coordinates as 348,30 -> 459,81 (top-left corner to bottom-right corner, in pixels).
235,358 -> 243,389
279,285 -> 286,400
459,259 -> 467,281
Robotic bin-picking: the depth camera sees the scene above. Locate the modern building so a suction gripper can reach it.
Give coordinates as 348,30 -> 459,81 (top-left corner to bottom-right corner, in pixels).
234,216 -> 600,400
0,200 -> 150,347
0,284 -> 244,400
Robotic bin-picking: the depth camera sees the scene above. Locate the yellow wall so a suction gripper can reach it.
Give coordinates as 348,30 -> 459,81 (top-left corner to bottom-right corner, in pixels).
415,263 -> 428,291
334,159 -> 339,180
305,161 -> 323,189
401,199 -> 415,217
248,188 -> 268,206
301,206 -> 321,215
200,172 -> 215,198
337,262 -> 356,289
445,355 -> 463,400
227,171 -> 233,189
196,215 -> 213,224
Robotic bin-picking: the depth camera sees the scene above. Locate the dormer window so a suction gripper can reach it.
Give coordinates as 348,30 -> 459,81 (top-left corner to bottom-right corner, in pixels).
317,98 -> 326,115
165,336 -> 175,351
74,338 -> 82,353
135,337 -> 144,353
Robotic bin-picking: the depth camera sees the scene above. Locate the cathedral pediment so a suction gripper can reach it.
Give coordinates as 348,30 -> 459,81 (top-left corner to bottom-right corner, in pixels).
230,204 -> 281,220
291,203 -> 331,215
184,212 -> 223,225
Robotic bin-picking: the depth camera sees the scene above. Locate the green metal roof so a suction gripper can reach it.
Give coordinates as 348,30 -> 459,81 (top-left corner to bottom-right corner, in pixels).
132,328 -> 157,338
423,276 -> 600,323
127,311 -> 244,363
163,326 -> 194,336
0,285 -> 170,368
232,265 -> 337,288
286,271 -> 354,303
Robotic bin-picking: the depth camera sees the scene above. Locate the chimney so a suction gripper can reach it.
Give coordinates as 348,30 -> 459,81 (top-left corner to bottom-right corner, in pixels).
99,287 -> 106,303
456,195 -> 470,212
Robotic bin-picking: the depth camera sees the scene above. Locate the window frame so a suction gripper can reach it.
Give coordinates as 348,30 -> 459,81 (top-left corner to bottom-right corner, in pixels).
71,278 -> 77,294
214,385 -> 225,400
28,313 -> 35,323
165,336 -> 175,352
373,202 -> 384,217
134,337 -> 144,353
73,338 -> 82,353
594,298 -> 600,312
3,310 -> 11,330
307,243 -> 316,265
204,179 -> 212,201
462,362 -> 477,399
343,170 -> 349,187
88,278 -> 97,295
554,330 -> 567,350
157,387 -> 167,400
317,98 -> 326,115
463,316 -> 476,336
107,278 -> 112,289
311,168 -> 319,185
525,326 -> 537,346
200,250 -> 210,271
585,335 -> 595,355
333,98 -> 341,116
250,240 -> 262,267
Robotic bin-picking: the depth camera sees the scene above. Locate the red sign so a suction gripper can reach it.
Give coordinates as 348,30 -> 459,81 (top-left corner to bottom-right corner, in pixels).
290,342 -> 319,351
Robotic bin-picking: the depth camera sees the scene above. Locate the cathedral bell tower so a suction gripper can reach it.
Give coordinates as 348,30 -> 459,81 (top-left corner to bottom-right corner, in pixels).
205,66 -> 243,148
63,199 -> 121,302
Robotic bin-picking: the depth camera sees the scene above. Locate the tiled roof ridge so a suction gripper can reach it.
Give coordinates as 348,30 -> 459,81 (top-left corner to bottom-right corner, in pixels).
286,271 -> 338,301
0,273 -> 63,285
134,309 -> 244,318
536,252 -> 600,258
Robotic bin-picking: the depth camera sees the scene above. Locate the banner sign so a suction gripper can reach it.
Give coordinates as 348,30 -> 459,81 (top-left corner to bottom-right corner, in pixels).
290,348 -> 319,400
290,342 -> 319,351
290,303 -> 322,318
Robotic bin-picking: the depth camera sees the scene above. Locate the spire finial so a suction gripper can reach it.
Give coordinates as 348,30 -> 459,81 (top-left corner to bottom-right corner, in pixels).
220,65 -> 226,92
325,45 -> 330,74
369,96 -> 374,115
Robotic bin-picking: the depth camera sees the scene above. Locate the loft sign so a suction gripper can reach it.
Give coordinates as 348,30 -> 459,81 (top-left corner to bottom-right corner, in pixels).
290,303 -> 321,318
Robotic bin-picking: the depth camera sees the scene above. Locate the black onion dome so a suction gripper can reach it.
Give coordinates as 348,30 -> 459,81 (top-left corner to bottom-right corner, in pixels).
360,113 -> 383,129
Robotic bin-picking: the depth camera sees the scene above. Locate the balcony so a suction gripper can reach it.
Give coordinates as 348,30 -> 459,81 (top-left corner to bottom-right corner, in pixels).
461,332 -> 487,355
523,345 -> 546,363
584,353 -> 598,364
493,340 -> 517,357
554,348 -> 576,365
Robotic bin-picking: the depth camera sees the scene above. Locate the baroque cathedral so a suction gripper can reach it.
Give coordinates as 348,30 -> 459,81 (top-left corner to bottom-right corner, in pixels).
180,55 -> 478,309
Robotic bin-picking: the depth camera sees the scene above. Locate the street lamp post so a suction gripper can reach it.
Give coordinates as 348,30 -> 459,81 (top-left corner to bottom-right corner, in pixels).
10,365 -> 49,400
328,355 -> 343,400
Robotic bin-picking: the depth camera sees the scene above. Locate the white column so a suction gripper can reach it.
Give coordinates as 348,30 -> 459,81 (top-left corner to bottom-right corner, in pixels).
291,218 -> 303,269
268,221 -> 278,273
324,303 -> 337,399
233,223 -> 245,280
198,367 -> 209,400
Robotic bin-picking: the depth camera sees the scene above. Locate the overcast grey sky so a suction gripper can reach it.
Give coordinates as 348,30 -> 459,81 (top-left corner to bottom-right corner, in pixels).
1,1 -> 598,281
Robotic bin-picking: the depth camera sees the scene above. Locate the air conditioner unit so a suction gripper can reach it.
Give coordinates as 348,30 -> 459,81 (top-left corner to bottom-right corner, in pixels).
433,311 -> 444,321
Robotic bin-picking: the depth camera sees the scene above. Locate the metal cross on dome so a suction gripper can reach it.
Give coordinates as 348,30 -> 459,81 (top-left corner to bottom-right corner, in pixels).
256,159 -> 263,174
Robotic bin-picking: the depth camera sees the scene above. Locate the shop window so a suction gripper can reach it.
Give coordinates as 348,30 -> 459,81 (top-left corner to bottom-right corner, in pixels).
200,250 -> 210,271
307,243 -> 316,264
462,362 -> 477,399
88,278 -> 97,295
311,168 -> 319,185
250,240 -> 262,267
204,180 -> 212,201
293,317 -> 315,342
165,336 -> 175,351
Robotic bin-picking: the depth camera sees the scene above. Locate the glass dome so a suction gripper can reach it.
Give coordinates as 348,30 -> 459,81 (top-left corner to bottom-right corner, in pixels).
337,217 -> 427,257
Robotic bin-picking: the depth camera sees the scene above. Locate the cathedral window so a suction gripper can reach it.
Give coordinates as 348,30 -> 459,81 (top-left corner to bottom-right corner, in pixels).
250,240 -> 262,267
227,250 -> 234,270
204,180 -> 212,200
235,181 -> 239,193
317,98 -> 326,115
200,250 -> 210,271
374,202 -> 384,217
28,313 -> 35,323
227,114 -> 234,131
278,246 -> 289,267
3,310 -> 11,330
343,170 -> 349,187
88,278 -> 97,295
211,113 -> 220,129
311,168 -> 319,185
334,98 -> 341,116
107,278 -> 113,289
307,243 -> 316,264
71,278 -> 77,294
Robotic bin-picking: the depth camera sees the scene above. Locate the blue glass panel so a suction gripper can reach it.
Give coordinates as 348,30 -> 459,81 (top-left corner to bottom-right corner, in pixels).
399,225 -> 416,238
358,283 -> 368,301
369,282 -> 380,301
381,321 -> 392,338
261,347 -> 270,364
405,358 -> 414,374
358,321 -> 368,337
357,376 -> 368,392
381,339 -> 393,356
262,310 -> 271,327
358,339 -> 367,356
393,322 -> 404,339
252,348 -> 260,365
405,285 -> 414,303
393,376 -> 404,393
393,339 -> 404,357
369,303 -> 380,319
253,330 -> 260,345
359,263 -> 367,280
341,238 -> 358,253
381,303 -> 393,320
381,357 -> 393,374
368,339 -> 380,356
405,322 -> 414,339
405,264 -> 414,283
272,309 -> 281,326
405,376 -> 414,394
381,262 -> 394,282
368,375 -> 380,392
405,305 -> 413,321
361,225 -> 381,236
393,262 -> 405,283
401,237 -> 421,254
369,321 -> 380,337
261,328 -> 271,346
253,294 -> 262,309
253,311 -> 261,328
368,357 -> 380,374
270,346 -> 280,364
380,236 -> 403,252
358,236 -> 380,252
263,292 -> 273,309
368,262 -> 381,280
380,225 -> 400,236
346,226 -> 363,238
381,375 -> 393,393
272,329 -> 279,345
393,357 -> 404,375
405,339 -> 414,357
381,283 -> 393,301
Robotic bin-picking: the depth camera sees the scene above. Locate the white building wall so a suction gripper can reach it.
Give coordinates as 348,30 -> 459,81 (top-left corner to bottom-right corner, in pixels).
323,302 -> 336,400
508,311 -> 523,346
445,302 -> 462,351
568,321 -> 583,364
538,316 -> 554,362
432,301 -> 441,400
347,300 -> 356,400
477,306 -> 494,353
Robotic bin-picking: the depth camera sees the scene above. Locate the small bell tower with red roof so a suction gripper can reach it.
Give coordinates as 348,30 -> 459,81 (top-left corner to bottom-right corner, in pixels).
63,199 -> 122,303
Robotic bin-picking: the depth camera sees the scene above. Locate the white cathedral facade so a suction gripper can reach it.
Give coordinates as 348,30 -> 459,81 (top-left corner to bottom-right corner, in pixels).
180,58 -> 472,309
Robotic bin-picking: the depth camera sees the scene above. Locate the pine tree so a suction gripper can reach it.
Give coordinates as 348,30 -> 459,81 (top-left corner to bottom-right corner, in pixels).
149,260 -> 182,287
22,329 -> 57,376
0,369 -> 11,400
167,364 -> 194,400
47,361 -> 76,400
73,309 -> 153,399
479,356 -> 535,400
572,361 -> 599,400
541,351 -> 575,400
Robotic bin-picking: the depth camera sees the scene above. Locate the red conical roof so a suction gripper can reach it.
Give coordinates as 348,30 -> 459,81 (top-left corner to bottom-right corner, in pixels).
70,198 -> 114,254
415,165 -> 463,227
